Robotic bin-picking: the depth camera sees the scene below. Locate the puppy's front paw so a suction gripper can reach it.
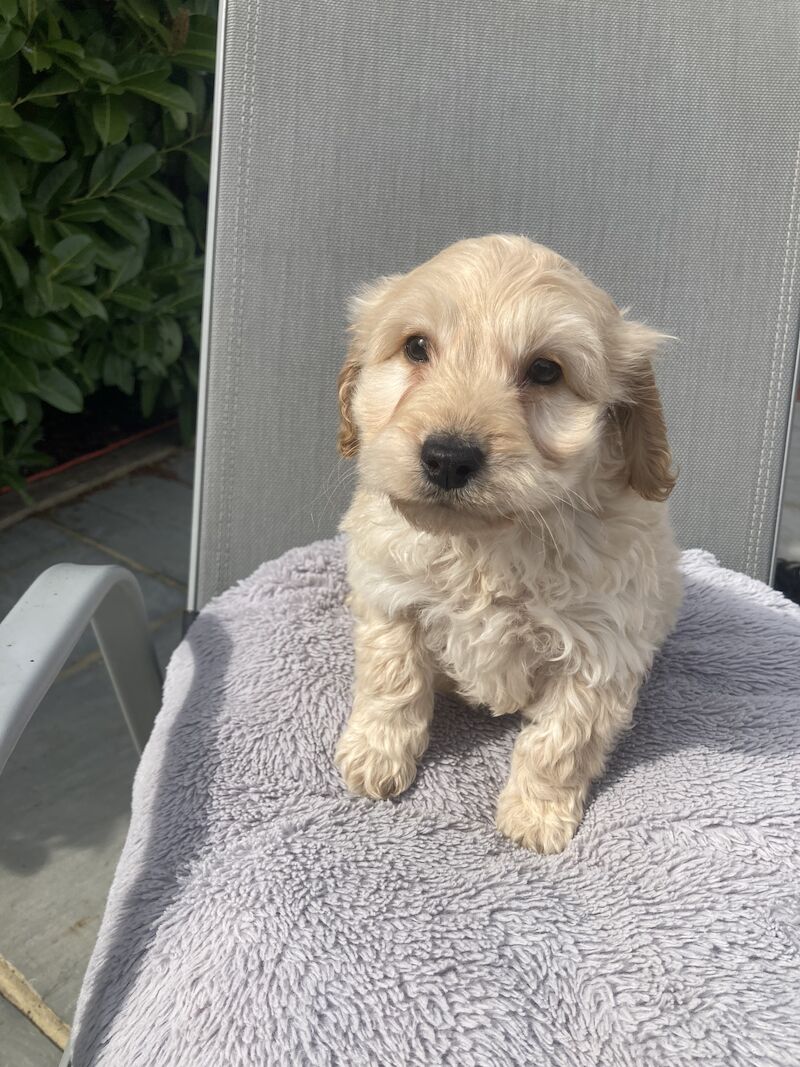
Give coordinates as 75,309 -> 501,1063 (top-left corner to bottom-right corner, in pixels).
495,787 -> 581,854
335,728 -> 418,800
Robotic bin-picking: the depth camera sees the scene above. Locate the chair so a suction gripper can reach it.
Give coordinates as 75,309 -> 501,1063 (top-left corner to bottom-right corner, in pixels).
1,2 -> 799,1063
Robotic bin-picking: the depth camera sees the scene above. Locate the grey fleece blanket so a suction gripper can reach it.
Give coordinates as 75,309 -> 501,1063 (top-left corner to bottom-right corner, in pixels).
73,540 -> 800,1067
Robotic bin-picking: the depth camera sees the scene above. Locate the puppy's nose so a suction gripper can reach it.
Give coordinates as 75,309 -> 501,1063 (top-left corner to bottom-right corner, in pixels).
420,435 -> 485,491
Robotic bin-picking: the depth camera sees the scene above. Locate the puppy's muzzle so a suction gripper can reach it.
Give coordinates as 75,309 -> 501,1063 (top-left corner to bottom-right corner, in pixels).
420,435 -> 485,491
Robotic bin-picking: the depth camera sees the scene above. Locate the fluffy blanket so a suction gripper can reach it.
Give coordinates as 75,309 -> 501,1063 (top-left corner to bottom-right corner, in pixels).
73,540 -> 800,1066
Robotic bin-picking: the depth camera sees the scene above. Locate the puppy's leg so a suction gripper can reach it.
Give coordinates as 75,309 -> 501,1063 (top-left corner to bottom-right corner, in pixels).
336,607 -> 433,799
496,674 -> 638,853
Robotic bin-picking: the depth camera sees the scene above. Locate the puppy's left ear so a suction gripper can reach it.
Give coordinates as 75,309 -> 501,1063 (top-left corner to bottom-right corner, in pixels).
610,320 -> 676,502
337,347 -> 360,458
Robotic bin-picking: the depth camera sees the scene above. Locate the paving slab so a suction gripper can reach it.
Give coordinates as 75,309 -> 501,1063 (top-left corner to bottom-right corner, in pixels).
0,997 -> 60,1067
50,472 -> 192,586
155,449 -> 195,486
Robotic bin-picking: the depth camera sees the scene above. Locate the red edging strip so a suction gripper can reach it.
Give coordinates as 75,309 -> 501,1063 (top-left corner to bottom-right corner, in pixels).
0,418 -> 179,497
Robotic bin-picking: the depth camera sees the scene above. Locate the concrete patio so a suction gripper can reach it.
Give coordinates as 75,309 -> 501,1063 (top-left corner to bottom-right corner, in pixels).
0,405 -> 798,1066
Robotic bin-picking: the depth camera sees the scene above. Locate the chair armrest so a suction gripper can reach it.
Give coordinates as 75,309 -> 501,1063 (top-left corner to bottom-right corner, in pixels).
0,563 -> 163,776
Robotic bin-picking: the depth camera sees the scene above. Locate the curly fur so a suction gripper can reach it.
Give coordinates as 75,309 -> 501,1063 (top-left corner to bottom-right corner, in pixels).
335,235 -> 682,853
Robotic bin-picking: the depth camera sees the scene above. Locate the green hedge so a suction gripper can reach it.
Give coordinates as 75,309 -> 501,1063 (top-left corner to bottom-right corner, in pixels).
0,0 -> 216,494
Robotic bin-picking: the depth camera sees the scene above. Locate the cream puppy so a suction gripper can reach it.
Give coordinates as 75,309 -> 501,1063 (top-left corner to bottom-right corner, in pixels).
335,235 -> 681,853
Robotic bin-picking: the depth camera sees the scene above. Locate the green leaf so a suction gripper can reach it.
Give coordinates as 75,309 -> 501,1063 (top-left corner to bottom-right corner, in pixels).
186,193 -> 206,246
0,388 -> 27,424
38,366 -> 83,412
109,142 -> 159,189
116,55 -> 170,81
4,121 -> 65,161
183,141 -> 210,181
0,235 -> 29,287
0,53 -> 19,99
33,273 -> 72,312
0,465 -> 31,498
21,44 -> 54,74
32,95 -> 61,111
58,201 -> 108,224
158,315 -> 182,363
109,246 -> 143,290
74,107 -> 98,155
23,71 -> 80,101
45,234 -> 95,278
109,283 -> 152,310
34,157 -> 79,210
144,176 -> 181,208
102,353 -> 134,394
139,375 -> 161,418
9,394 -> 41,436
111,184 -> 183,226
100,203 -> 149,244
171,15 -> 216,72
168,107 -> 188,132
0,317 -> 72,359
87,144 -> 123,194
186,71 -> 206,117
47,39 -> 84,59
152,276 -> 203,315
21,286 -> 43,317
0,165 -> 22,220
0,102 -> 20,127
169,225 -> 196,259
28,210 -> 54,250
0,28 -> 25,62
0,0 -> 18,20
121,73 -> 196,113
53,222 -> 123,270
121,0 -> 164,30
66,285 -> 108,321
92,95 -> 129,146
78,340 -> 104,382
78,56 -> 119,84
61,197 -> 147,245
19,0 -> 37,25
0,349 -> 40,391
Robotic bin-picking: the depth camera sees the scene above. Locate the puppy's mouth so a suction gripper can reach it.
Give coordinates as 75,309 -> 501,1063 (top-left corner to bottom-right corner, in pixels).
390,489 -> 512,534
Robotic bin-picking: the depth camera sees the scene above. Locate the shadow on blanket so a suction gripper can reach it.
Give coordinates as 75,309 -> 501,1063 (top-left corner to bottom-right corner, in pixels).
72,615 -> 233,1062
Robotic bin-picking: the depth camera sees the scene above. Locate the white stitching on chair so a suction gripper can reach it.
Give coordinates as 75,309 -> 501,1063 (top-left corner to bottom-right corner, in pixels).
216,0 -> 260,594
745,127 -> 800,575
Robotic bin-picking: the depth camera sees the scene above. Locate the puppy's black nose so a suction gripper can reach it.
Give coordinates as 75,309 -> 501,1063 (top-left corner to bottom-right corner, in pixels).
421,435 -> 485,491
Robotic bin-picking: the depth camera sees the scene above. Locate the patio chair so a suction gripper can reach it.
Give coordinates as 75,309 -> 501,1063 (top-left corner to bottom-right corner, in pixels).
2,2 -> 800,1064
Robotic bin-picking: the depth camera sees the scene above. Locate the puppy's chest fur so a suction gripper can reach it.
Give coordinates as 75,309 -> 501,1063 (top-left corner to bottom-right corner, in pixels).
345,494 -> 680,717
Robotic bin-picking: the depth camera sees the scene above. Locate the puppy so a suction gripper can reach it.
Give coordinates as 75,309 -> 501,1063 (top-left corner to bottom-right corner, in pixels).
334,235 -> 682,853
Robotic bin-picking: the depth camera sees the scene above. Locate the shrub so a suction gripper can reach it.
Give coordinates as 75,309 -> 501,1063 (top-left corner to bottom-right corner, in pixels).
0,0 -> 216,494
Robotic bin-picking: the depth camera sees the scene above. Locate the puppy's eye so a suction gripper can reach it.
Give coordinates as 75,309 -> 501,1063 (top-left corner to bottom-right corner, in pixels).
526,357 -> 562,385
404,335 -> 429,363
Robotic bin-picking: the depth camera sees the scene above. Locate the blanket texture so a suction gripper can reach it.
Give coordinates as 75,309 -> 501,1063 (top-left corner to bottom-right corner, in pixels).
73,540 -> 800,1067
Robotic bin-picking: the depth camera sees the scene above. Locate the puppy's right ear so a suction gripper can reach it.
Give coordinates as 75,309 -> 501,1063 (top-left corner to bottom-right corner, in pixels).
337,273 -> 402,459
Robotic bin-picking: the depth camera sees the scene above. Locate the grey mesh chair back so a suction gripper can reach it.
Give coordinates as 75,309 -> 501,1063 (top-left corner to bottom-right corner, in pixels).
189,0 -> 800,609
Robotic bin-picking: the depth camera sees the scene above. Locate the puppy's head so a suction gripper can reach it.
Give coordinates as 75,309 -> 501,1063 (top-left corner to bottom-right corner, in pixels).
338,235 -> 674,530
